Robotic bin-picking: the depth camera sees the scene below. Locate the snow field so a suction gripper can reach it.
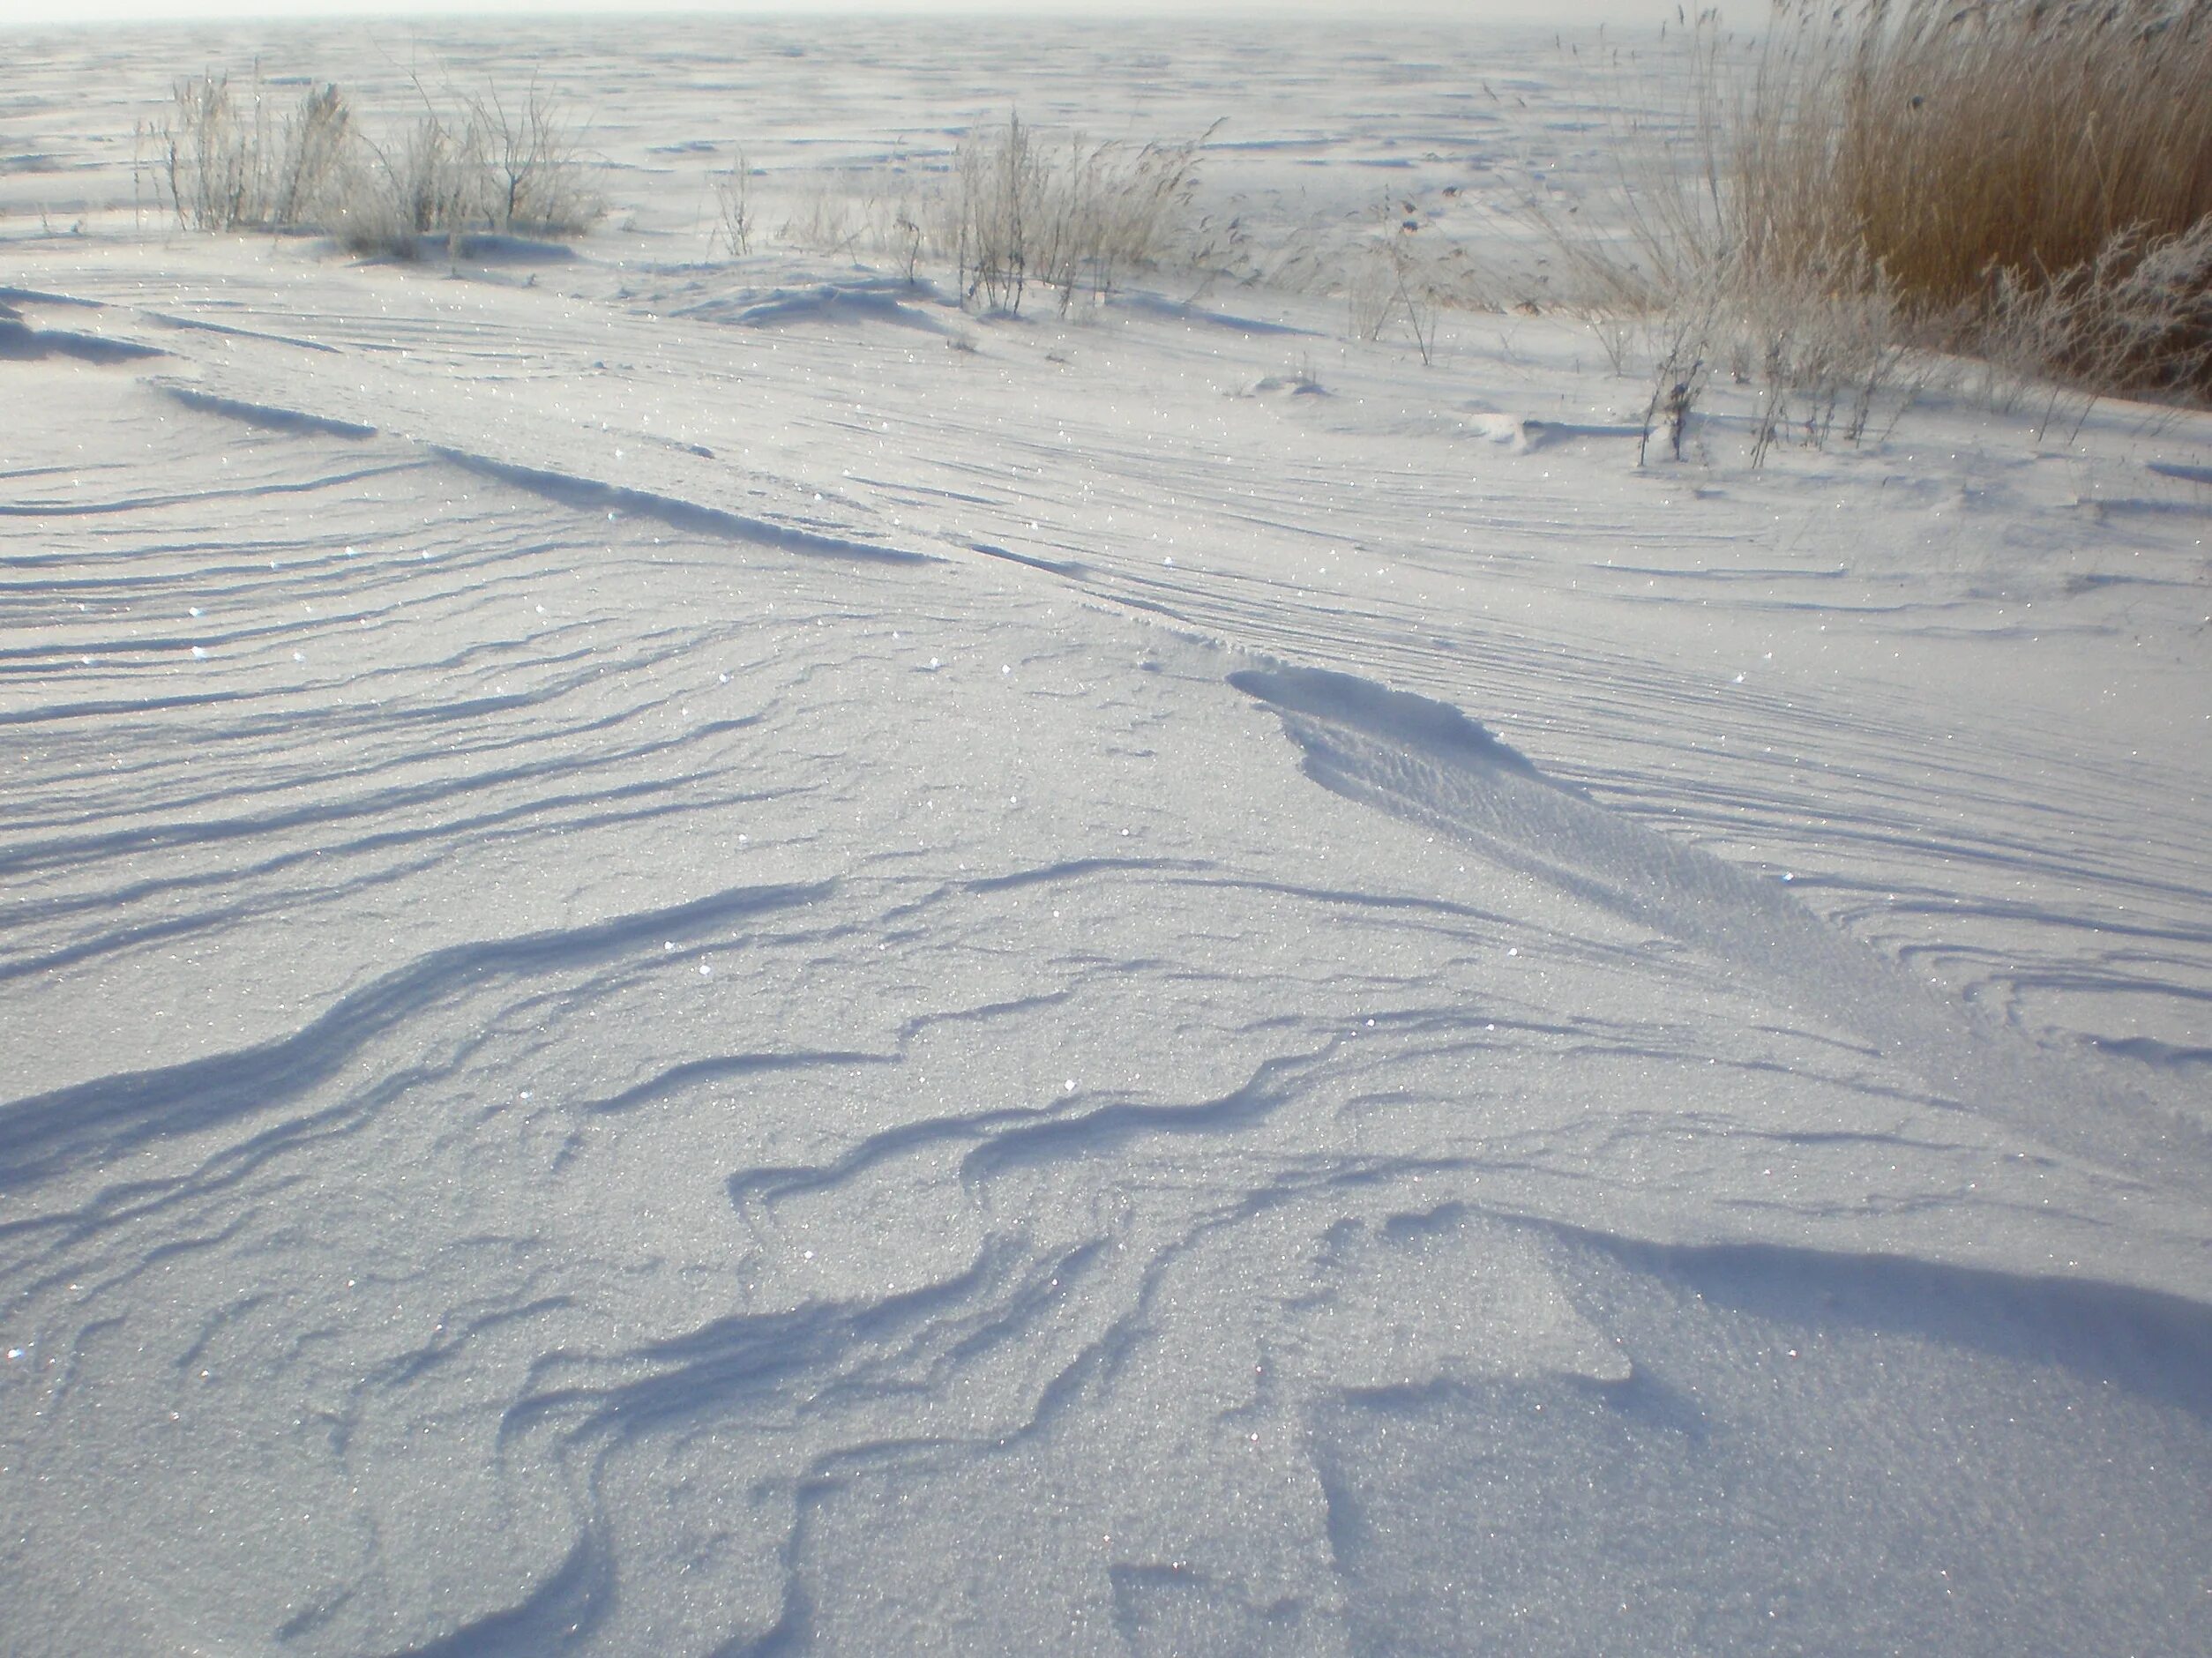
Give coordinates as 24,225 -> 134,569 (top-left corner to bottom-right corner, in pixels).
3,15 -> 2209,1656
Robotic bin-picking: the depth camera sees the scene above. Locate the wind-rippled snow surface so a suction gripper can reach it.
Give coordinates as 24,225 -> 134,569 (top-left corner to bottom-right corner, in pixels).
3,16 -> 2209,1655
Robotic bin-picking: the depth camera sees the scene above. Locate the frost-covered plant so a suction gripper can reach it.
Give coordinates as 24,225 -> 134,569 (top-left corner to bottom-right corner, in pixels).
1637,288 -> 1717,465
328,78 -> 602,257
712,151 -> 753,257
154,66 -> 602,259
754,118 -> 1214,309
157,70 -> 352,233
1981,220 -> 2212,412
953,113 -> 1041,311
160,71 -> 266,231
777,176 -> 874,258
271,85 -> 354,231
457,79 -> 603,236
333,114 -> 477,257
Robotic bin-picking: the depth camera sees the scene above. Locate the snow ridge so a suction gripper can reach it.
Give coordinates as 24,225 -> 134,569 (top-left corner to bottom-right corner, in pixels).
1230,662 -> 2212,1187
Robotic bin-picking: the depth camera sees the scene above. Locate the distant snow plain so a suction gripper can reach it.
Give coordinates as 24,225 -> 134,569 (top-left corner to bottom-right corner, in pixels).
2,14 -> 2208,1655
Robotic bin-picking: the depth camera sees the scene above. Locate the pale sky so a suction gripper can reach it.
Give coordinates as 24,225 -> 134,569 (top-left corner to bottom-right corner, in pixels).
3,0 -> 1685,28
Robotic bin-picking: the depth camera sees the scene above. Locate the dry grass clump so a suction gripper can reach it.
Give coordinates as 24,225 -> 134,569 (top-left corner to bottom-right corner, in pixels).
721,120 -> 1233,312
153,67 -> 602,258
950,116 -> 1213,314
1728,0 -> 2212,400
333,83 -> 603,257
1500,1 -> 2211,459
1346,205 -> 1504,367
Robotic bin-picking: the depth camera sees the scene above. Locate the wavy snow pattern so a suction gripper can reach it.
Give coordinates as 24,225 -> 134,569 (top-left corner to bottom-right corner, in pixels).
4,377 -> 2203,1655
3,25 -> 2209,1647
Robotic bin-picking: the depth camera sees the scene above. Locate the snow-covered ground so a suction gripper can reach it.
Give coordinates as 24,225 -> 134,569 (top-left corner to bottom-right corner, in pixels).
3,14 -> 2208,1654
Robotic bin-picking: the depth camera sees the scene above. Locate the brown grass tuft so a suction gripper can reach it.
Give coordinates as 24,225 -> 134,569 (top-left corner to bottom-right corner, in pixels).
1729,0 -> 2212,399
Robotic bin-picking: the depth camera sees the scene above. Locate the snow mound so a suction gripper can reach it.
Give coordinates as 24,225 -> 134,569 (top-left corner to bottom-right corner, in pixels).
1238,372 -> 1328,399
0,315 -> 162,363
1465,410 -> 1644,452
684,279 -> 956,334
1111,291 -> 1312,336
